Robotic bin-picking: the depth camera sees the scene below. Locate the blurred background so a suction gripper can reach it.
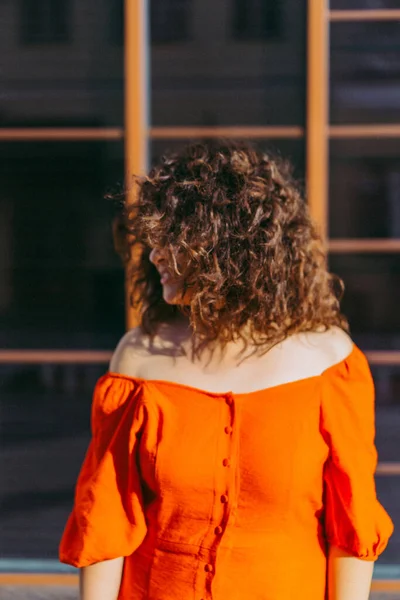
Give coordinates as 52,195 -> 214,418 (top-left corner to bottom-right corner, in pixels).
0,0 -> 399,598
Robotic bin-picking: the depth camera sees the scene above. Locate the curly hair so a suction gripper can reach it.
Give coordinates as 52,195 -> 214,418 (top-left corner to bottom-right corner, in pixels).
116,139 -> 349,357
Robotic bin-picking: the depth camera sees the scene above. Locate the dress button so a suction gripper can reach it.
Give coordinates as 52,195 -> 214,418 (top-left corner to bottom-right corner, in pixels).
220,493 -> 228,503
222,458 -> 230,467
214,525 -> 223,535
224,425 -> 233,434
204,563 -> 214,573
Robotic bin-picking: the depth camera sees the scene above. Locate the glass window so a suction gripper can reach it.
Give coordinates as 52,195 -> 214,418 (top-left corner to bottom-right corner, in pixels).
330,21 -> 400,124
2,4 -> 123,126
20,0 -> 71,45
373,366 -> 400,464
109,0 -> 124,45
0,142 -> 125,349
232,0 -> 283,41
151,0 -> 306,126
0,362 -> 106,558
329,139 -> 400,239
151,0 -> 190,43
328,254 -> 400,349
375,477 -> 400,565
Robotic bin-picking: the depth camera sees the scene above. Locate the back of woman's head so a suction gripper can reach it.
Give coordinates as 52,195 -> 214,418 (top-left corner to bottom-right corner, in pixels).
120,139 -> 348,353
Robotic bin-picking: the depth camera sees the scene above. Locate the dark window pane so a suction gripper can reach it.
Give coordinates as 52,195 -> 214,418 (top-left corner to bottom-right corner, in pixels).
0,142 -> 125,349
109,0 -> 124,45
3,5 -> 123,126
0,362 -> 106,558
329,139 -> 400,239
233,0 -> 283,41
329,254 -> 400,349
111,0 -> 191,47
21,0 -> 70,44
331,0 -> 400,8
375,477 -> 400,565
373,366 -> 400,463
151,2 -> 306,126
331,21 -> 400,124
151,0 -> 190,43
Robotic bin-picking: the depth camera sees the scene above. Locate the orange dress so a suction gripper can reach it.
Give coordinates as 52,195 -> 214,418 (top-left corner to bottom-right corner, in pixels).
59,344 -> 394,599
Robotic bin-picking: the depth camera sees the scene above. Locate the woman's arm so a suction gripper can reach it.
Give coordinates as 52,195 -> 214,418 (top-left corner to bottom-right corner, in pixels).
328,545 -> 374,600
80,557 -> 124,600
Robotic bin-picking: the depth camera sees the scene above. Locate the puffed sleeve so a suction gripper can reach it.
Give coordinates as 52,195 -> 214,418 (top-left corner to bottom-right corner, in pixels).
59,375 -> 148,567
320,346 -> 394,561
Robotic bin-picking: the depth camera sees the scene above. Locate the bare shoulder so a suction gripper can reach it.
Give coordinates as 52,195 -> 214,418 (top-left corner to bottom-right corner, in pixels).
109,321 -> 187,377
109,326 -> 151,376
290,326 -> 354,374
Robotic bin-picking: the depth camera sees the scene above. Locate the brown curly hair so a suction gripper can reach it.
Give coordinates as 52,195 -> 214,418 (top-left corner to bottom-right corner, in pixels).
116,139 -> 348,357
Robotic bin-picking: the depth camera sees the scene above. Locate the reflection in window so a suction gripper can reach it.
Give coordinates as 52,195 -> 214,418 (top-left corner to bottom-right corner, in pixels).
21,0 -> 70,44
329,140 -> 400,239
0,142 -> 125,349
0,362 -> 101,559
331,21 -> 400,124
233,0 -> 283,41
151,0 -> 190,43
329,254 -> 400,348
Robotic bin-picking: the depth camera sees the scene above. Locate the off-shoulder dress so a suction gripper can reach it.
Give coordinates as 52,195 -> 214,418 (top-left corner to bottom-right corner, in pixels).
59,343 -> 394,599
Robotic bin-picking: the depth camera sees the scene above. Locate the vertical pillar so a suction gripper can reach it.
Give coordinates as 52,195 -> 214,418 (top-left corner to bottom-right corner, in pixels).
306,0 -> 329,242
124,0 -> 150,329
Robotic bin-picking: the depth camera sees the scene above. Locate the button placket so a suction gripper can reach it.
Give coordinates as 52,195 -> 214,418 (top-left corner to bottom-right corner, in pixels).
196,394 -> 239,600
215,392 -> 236,523
198,391 -> 239,600
225,393 -> 233,406
224,392 -> 240,527
219,394 -> 233,509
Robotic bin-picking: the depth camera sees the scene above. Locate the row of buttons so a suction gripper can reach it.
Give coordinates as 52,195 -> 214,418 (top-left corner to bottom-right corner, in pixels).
221,394 -> 234,506
221,397 -> 233,505
200,393 -> 235,599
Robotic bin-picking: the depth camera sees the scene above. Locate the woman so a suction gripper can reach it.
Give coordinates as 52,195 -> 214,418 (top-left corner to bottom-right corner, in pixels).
59,140 -> 394,600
